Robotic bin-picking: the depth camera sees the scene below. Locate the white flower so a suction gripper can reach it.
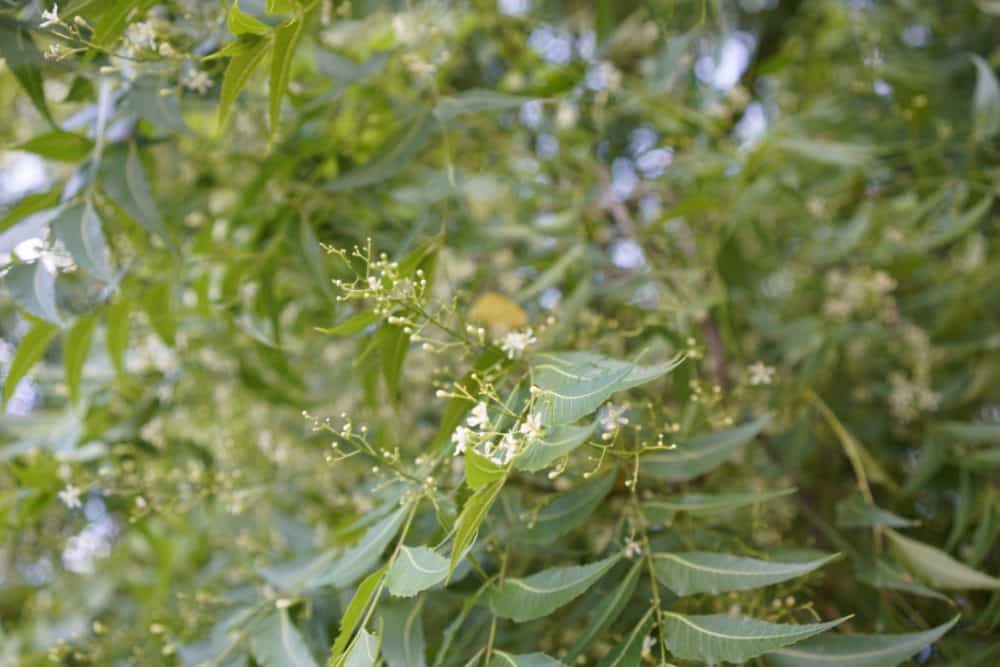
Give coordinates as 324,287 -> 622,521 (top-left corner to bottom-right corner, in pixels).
40,4 -> 60,29
158,42 -> 176,57
125,21 -> 156,50
600,403 -> 629,432
518,412 -> 542,442
489,432 -> 517,465
641,634 -> 656,660
500,327 -> 536,359
183,70 -> 213,94
451,426 -> 472,456
58,483 -> 83,509
624,539 -> 642,558
467,402 -> 489,429
747,361 -> 775,386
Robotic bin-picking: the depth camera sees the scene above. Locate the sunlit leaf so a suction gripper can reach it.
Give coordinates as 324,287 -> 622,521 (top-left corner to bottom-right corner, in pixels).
489,553 -> 621,622
64,315 -> 97,404
652,552 -> 837,596
386,546 -> 448,597
328,566 -> 386,663
218,34 -> 272,134
270,15 -> 305,138
16,131 -> 93,162
2,319 -> 59,406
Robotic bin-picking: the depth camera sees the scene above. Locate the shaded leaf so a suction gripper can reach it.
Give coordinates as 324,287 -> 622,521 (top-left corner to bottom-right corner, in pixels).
971,54 -> 1000,141
0,20 -> 53,123
2,320 -> 59,406
489,553 -> 621,622
250,609 -> 319,667
4,262 -> 61,324
642,415 -> 771,482
836,495 -> 918,529
486,651 -> 564,667
270,16 -> 305,137
386,546 -> 448,598
17,131 -> 93,162
662,613 -> 847,664
106,297 -> 131,375
652,552 -> 837,596
565,559 -> 642,663
326,111 -> 435,192
434,90 -> 532,122
218,35 -> 272,133
376,324 -> 409,405
520,471 -> 614,545
93,0 -> 157,47
643,489 -> 796,522
53,202 -> 112,282
886,529 -> 1000,590
64,315 -> 97,404
767,616 -> 959,667
381,598 -> 426,667
342,629 -> 379,667
100,144 -> 168,240
596,611 -> 653,667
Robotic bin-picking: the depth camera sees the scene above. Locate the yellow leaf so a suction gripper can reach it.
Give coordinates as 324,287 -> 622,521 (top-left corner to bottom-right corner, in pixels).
469,291 -> 527,330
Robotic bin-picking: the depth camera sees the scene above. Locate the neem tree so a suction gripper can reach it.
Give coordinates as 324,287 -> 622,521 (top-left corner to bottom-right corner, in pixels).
0,0 -> 998,665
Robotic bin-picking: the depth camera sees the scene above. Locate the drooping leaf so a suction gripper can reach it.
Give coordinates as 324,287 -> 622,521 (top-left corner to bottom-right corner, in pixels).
143,283 -> 175,346
643,488 -> 796,522
464,449 -> 505,490
806,391 -> 896,492
971,54 -> 1000,141
652,552 -> 837,596
774,137 -> 872,166
380,598 -> 427,667
835,495 -> 918,528
52,202 -> 112,282
0,189 -> 60,233
270,15 -> 305,137
326,110 -> 435,192
328,566 -> 386,663
489,553 -> 621,622
218,34 -> 272,134
317,310 -> 379,336
767,616 -> 960,667
106,297 -> 130,375
662,613 -> 847,664
4,262 -> 61,325
434,90 -> 533,122
486,650 -> 564,667
855,558 -> 948,601
449,479 -> 504,576
565,559 -> 642,663
17,130 -> 94,162
376,324 -> 409,405
228,0 -> 272,36
531,352 -> 684,426
886,529 -> 1000,590
0,20 -> 53,123
99,144 -> 168,240
2,320 -> 59,406
596,611 -> 654,667
386,546 -> 448,598
642,415 -> 771,482
64,315 -> 98,404
520,471 -> 615,545
514,421 -> 595,472
250,609 -> 319,667
342,629 -> 379,667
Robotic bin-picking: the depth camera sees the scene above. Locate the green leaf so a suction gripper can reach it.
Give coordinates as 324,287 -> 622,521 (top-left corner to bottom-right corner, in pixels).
218,34 -> 272,134
767,616 -> 960,667
596,611 -> 654,667
228,0 -> 272,36
52,202 -> 112,282
64,315 -> 97,404
317,310 -> 379,336
662,613 -> 848,664
514,421 -> 595,472
934,420 -> 1000,444
106,297 -> 131,375
0,20 -> 53,123
376,324 -> 409,405
885,529 -> 1000,590
489,553 -> 621,622
643,489 -> 796,522
296,219 -> 334,303
343,629 -> 379,667
971,54 -> 1000,141
143,283 -> 175,346
4,262 -> 61,325
270,16 -> 305,138
642,415 -> 771,482
267,0 -> 297,12
531,352 -> 684,426
855,559 -> 948,601
486,651 -> 564,667
2,320 -> 59,406
449,479 -> 504,576
386,546 -> 448,597
16,131 -> 94,162
99,144 -> 168,240
1,189 -> 60,233
93,0 -> 157,47
520,471 -> 615,545
464,449 -> 506,490
774,137 -> 872,166
328,566 -> 386,663
126,76 -> 188,133
380,599 -> 426,667
250,609 -> 319,667
835,495 -> 918,528
565,559 -> 642,663
652,552 -> 837,596
326,111 -> 435,192
433,90 -> 532,122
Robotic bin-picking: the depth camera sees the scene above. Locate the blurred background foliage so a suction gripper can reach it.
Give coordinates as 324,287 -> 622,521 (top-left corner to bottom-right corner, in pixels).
1,0 -> 999,664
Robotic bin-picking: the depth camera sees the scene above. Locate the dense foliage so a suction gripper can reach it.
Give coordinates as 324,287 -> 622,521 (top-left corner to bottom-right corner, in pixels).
1,0 -> 999,665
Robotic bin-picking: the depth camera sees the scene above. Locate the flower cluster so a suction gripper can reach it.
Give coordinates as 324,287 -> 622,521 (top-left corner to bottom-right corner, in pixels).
451,401 -> 545,466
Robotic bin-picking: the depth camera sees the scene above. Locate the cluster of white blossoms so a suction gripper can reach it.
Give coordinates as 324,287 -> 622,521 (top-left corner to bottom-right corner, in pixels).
499,327 -> 537,359
747,361 -> 776,386
452,400 -> 545,466
59,483 -> 83,510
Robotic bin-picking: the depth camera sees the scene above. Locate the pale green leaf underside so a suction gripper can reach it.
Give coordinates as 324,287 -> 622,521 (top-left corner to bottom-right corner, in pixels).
662,613 -> 848,664
4,261 -> 61,324
886,529 -> 1000,590
250,609 -> 319,667
486,650 -> 564,667
652,552 -> 837,596
643,488 -> 795,522
514,421 -> 595,472
490,553 -> 621,622
767,615 -> 959,667
380,599 -> 426,667
642,414 -> 771,482
343,629 -> 379,667
386,546 -> 448,597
